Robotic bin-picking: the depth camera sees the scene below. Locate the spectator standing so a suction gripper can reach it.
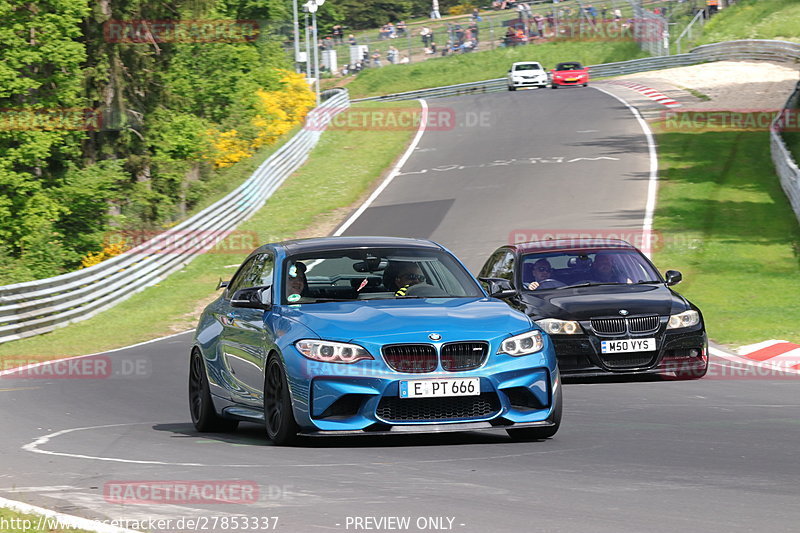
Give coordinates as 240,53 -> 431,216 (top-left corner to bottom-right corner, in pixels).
431,0 -> 441,19
613,7 -> 622,20
387,45 -> 399,64
420,26 -> 432,47
332,25 -> 344,44
348,33 -> 357,46
371,50 -> 382,67
397,21 -> 407,37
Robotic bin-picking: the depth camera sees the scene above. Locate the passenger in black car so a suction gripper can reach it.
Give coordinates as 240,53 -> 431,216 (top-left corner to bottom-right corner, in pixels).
590,253 -> 631,283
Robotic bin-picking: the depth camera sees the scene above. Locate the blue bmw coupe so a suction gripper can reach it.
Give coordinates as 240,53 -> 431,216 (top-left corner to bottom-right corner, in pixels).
190,236 -> 561,445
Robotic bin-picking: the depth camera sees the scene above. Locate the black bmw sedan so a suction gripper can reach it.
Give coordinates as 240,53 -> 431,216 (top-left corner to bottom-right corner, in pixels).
478,239 -> 708,379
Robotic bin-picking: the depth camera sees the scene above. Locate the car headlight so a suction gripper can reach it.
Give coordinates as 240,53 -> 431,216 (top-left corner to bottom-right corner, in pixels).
535,318 -> 582,335
667,310 -> 700,330
295,340 -> 373,364
498,330 -> 544,356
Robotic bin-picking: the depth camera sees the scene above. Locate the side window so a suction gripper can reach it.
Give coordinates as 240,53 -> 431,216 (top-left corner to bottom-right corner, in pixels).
227,254 -> 274,296
495,251 -> 515,282
479,250 -> 505,278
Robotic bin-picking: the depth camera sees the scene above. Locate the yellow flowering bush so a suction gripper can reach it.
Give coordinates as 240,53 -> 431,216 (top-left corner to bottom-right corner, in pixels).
205,71 -> 316,168
80,240 -> 129,269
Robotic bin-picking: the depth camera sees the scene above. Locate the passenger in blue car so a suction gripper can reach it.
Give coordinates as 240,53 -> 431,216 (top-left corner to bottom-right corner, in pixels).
287,261 -> 309,300
384,261 -> 426,297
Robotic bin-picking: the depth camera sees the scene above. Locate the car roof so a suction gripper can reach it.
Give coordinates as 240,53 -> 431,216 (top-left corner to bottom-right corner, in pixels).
513,61 -> 542,66
251,236 -> 444,257
510,238 -> 638,254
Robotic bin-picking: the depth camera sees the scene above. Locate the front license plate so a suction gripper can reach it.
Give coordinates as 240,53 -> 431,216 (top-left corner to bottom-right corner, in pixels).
399,378 -> 480,399
565,77 -> 578,82
601,338 -> 656,354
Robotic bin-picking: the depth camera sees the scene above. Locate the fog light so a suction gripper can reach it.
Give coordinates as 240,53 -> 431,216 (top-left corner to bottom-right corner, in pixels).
689,348 -> 699,357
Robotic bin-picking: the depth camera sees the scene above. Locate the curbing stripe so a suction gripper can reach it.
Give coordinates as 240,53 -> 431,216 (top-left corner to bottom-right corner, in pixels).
0,495 -> 141,533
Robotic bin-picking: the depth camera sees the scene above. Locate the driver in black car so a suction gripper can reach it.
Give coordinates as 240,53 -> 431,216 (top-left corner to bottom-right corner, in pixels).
526,258 -> 555,290
384,261 -> 426,297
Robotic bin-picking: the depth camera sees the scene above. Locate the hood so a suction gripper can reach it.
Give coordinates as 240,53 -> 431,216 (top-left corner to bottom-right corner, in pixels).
521,284 -> 689,320
278,298 -> 532,343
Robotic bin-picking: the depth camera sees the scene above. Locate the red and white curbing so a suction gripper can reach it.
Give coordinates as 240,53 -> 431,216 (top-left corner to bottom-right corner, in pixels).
607,81 -> 682,108
736,340 -> 800,369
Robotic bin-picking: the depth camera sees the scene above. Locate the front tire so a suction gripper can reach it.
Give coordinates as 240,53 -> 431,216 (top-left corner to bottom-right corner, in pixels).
507,385 -> 562,441
264,355 -> 300,446
551,84 -> 557,89
189,350 -> 239,432
508,85 -> 516,91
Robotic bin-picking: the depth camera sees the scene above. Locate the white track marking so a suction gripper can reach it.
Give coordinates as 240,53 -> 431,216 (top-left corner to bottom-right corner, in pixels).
593,86 -> 659,260
0,330 -> 193,378
0,495 -> 140,533
333,99 -> 429,236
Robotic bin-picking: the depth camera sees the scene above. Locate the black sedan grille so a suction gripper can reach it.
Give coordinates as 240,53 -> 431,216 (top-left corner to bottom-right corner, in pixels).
599,351 -> 657,369
591,318 -> 625,335
376,393 -> 501,422
441,342 -> 489,371
591,315 -> 661,335
628,315 -> 660,333
383,344 -> 437,373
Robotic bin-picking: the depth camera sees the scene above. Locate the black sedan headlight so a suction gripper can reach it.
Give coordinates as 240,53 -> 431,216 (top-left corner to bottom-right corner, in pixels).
535,318 -> 582,335
667,310 -> 700,329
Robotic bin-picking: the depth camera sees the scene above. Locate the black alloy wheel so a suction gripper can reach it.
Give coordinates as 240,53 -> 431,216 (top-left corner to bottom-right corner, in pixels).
189,350 -> 238,432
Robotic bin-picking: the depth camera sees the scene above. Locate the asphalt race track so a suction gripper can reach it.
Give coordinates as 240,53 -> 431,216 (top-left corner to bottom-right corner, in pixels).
2,88 -> 799,533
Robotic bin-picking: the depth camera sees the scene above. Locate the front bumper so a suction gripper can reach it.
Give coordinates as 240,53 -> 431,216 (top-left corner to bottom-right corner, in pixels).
552,77 -> 588,86
510,77 -> 548,88
286,349 -> 559,434
552,326 -> 708,378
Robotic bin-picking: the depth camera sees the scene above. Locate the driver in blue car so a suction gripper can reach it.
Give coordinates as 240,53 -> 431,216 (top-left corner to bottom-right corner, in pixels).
385,261 -> 426,297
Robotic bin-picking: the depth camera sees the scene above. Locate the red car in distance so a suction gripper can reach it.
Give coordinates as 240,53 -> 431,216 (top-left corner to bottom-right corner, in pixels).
550,62 -> 589,88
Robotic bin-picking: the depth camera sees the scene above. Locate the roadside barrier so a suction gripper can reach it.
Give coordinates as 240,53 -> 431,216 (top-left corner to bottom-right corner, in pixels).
772,81 -> 800,225
0,89 -> 349,344
4,39 -> 800,345
354,39 -> 800,102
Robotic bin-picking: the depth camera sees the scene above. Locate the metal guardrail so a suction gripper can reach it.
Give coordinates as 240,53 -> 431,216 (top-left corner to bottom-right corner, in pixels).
771,82 -> 800,226
0,88 -> 350,344
4,39 -> 800,345
355,40 -> 800,103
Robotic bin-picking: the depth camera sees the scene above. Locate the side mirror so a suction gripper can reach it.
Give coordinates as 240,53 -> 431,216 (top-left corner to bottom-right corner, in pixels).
231,286 -> 272,309
479,277 -> 517,299
217,279 -> 229,290
664,270 -> 682,286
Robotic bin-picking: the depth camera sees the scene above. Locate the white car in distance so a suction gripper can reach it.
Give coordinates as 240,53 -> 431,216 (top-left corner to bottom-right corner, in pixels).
507,61 -> 548,91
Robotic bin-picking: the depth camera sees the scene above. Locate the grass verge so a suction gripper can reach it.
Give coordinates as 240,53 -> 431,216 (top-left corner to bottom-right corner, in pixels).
652,128 -> 800,347
0,101 -> 419,360
0,507 -> 95,533
697,0 -> 800,45
345,40 -> 647,98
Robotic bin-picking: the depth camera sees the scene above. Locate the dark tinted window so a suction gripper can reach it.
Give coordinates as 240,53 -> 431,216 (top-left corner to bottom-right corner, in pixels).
520,249 -> 660,289
282,247 -> 482,303
227,253 -> 274,296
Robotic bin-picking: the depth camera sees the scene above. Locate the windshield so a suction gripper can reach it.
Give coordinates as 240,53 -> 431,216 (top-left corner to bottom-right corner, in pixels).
555,62 -> 583,71
282,247 -> 484,304
514,63 -> 542,71
519,249 -> 661,291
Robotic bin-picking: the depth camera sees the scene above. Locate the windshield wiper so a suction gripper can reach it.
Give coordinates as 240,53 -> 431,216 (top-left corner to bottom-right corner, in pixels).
557,282 -> 625,289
